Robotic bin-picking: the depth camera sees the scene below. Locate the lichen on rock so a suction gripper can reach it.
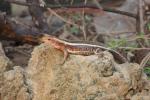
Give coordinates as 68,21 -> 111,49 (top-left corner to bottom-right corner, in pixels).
26,43 -> 150,100
1,66 -> 31,100
1,42 -> 149,100
0,42 -> 31,100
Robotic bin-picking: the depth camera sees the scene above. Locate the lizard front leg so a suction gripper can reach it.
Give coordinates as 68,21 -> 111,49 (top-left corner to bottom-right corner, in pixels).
60,49 -> 69,65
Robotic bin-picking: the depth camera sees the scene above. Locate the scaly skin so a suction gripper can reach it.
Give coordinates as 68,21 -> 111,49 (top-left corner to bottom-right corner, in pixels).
40,34 -> 127,64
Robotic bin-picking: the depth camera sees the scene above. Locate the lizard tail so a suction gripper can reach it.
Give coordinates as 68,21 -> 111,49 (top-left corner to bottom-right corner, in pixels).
109,49 -> 128,64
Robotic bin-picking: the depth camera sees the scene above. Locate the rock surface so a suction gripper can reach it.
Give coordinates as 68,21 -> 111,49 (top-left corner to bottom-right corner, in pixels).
0,42 -> 30,100
26,43 -> 150,100
0,42 -> 150,100
0,43 -> 13,73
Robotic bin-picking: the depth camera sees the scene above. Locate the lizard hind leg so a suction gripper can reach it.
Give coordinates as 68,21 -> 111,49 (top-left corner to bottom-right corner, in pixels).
94,48 -> 108,58
94,48 -> 103,55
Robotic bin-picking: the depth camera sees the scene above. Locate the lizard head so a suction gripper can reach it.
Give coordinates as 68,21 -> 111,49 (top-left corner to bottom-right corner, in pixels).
40,34 -> 55,43
40,34 -> 65,49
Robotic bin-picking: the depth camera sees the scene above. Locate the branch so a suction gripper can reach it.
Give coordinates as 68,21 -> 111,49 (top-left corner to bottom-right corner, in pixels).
0,12 -> 43,45
118,47 -> 150,50
6,0 -> 137,18
138,0 -> 145,33
140,52 -> 150,68
26,0 -> 49,33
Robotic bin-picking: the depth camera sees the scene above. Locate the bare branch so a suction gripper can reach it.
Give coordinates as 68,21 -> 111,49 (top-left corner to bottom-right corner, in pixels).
6,0 -> 137,18
140,52 -> 150,68
0,12 -> 43,45
26,0 -> 50,33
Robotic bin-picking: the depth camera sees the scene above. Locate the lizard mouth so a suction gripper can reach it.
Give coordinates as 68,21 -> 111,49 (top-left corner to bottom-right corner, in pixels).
39,34 -> 53,44
40,36 -> 48,43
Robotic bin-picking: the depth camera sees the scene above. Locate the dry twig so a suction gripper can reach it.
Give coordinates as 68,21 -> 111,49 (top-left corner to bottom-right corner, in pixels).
6,0 -> 137,18
47,8 -> 82,30
140,52 -> 150,68
118,47 -> 150,50
26,0 -> 49,33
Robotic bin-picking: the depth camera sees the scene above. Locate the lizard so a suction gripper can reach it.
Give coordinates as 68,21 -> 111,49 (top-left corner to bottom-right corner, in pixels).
40,34 -> 128,64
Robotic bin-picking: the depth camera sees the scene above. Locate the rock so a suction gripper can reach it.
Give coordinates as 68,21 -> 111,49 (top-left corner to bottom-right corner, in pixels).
11,0 -> 28,16
0,42 -> 13,72
0,42 -> 30,100
94,0 -> 137,40
0,66 -> 31,100
145,0 -> 150,5
26,43 -> 150,100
